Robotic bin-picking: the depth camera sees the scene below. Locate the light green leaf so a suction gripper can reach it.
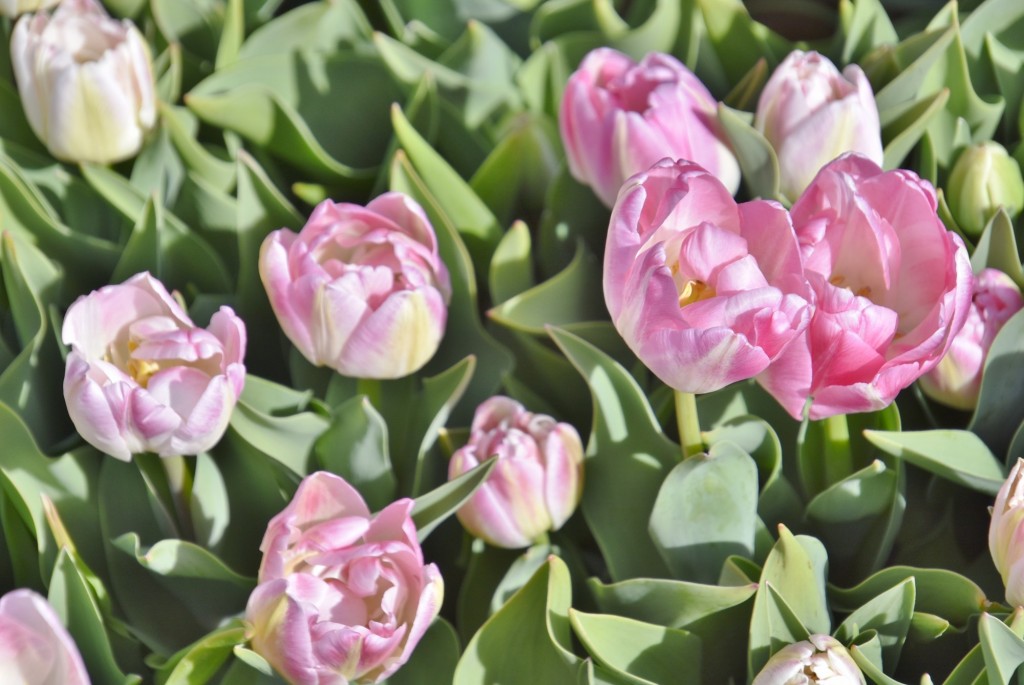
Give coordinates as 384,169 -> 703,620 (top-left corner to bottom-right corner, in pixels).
718,104 -> 782,201
649,442 -> 758,583
453,556 -> 579,683
315,396 -> 396,512
384,618 -> 461,685
570,610 -> 702,684
488,220 -> 535,305
549,327 -> 675,581
970,208 -> 1024,288
411,457 -> 495,541
864,429 -> 1004,495
589,576 -> 756,629
979,611 -> 1024,685
834,579 -> 915,669
156,624 -> 248,685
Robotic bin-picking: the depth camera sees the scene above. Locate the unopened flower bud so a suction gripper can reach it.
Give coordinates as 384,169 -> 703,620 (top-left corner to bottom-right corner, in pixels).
947,141 -> 1024,237
449,396 -> 584,549
990,459 -> 1024,608
752,635 -> 865,685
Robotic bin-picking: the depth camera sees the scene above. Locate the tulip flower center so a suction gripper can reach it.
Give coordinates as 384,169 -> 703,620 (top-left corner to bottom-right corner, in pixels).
677,279 -> 715,308
828,274 -> 872,298
126,340 -> 161,387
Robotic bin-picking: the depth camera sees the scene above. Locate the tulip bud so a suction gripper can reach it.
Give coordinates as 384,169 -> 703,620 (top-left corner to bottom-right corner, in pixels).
919,268 -> 1023,410
246,472 -> 443,684
10,0 -> 157,164
752,635 -> 865,685
990,459 -> 1024,608
260,192 -> 451,380
449,396 -> 584,549
0,0 -> 58,17
946,142 -> 1024,237
559,47 -> 740,207
62,272 -> 247,460
755,50 -> 883,201
0,589 -> 91,684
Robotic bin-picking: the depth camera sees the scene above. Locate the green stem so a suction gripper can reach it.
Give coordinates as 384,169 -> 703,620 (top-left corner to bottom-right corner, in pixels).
163,455 -> 195,541
357,378 -> 382,410
674,390 -> 703,459
823,414 -> 853,486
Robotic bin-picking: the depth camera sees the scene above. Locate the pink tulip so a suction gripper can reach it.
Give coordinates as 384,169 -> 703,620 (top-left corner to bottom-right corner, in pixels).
758,154 -> 973,420
755,50 -> 882,201
246,472 -> 443,685
448,396 -> 584,549
260,193 -> 451,379
919,269 -> 1023,409
604,158 -> 812,394
751,634 -> 864,685
62,272 -> 246,460
0,589 -> 91,684
991,459 -> 1024,608
559,47 -> 740,207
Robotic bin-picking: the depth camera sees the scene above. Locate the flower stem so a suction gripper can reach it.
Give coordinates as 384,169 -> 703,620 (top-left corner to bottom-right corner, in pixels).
823,414 -> 853,486
674,390 -> 703,459
163,455 -> 195,541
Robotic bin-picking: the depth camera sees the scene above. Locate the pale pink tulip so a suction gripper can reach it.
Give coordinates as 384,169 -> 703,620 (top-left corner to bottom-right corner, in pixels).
260,193 -> 451,379
0,589 -> 91,685
758,154 -> 973,420
62,272 -> 246,460
11,0 -> 156,163
559,47 -> 740,207
920,269 -> 1023,409
751,634 -> 864,685
604,159 -> 812,394
990,459 -> 1024,608
246,472 -> 443,685
448,396 -> 584,549
755,50 -> 882,201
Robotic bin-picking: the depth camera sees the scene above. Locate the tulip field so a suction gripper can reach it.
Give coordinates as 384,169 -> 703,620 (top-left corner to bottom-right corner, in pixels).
2,0 -> 1024,683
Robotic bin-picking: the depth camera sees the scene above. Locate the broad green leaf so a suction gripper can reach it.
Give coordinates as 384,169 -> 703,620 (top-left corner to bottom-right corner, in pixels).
649,442 -> 758,583
882,88 -> 951,171
156,624 -> 247,685
570,611 -> 702,684
834,579 -> 915,669
848,633 -> 908,685
315,396 -> 396,512
389,150 -> 513,419
113,534 -> 255,587
489,243 -> 605,335
411,457 -> 496,541
159,103 -> 235,192
589,576 -> 756,629
550,327 -> 675,581
749,528 -> 830,675
695,0 -> 791,84
390,104 -> 502,272
969,308 -> 1024,461
718,104 -> 782,202
979,611 -> 1024,685
456,541 -> 523,644
864,429 -> 1004,495
837,0 -> 898,65
488,220 -> 535,305
831,566 -> 990,629
238,0 -> 371,59
970,209 -> 1024,288
49,549 -> 141,685
453,556 -> 579,683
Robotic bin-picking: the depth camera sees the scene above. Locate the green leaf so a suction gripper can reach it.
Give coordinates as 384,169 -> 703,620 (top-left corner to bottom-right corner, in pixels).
834,579 -> 915,670
570,610 -> 702,684
488,243 -> 605,335
49,549 -> 141,685
836,0 -> 898,65
589,576 -> 756,628
411,457 -> 496,541
389,150 -> 513,418
453,556 -> 579,684
969,308 -> 1024,461
649,442 -> 758,583
315,396 -> 396,512
831,566 -> 990,629
749,527 -> 830,675
718,104 -> 782,202
488,220 -> 535,305
882,88 -> 951,171
237,0 -> 372,59
970,209 -> 1024,288
694,0 -> 791,85
159,103 -> 236,192
848,633 -> 908,685
215,0 -> 245,69
156,624 -> 248,685
390,104 -> 502,273
979,612 -> 1024,685
864,429 -> 1004,495
228,376 -> 330,479
549,327 -> 675,581
112,534 -> 255,587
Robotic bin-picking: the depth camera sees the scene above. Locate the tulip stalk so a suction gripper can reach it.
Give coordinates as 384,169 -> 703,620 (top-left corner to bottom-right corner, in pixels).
823,414 -> 853,487
674,390 -> 704,459
135,453 -> 194,540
